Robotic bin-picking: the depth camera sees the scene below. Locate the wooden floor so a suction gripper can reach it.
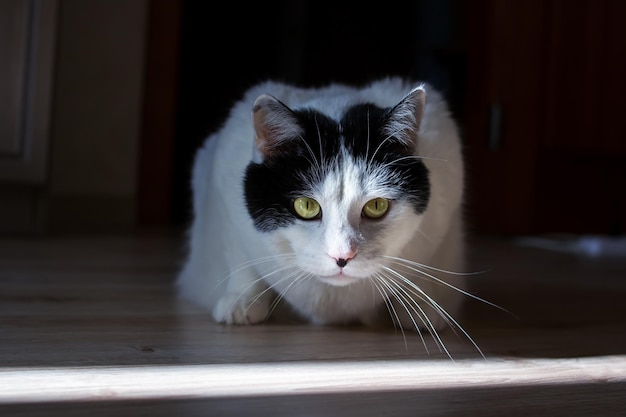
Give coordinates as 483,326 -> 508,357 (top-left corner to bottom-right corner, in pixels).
1,230 -> 625,416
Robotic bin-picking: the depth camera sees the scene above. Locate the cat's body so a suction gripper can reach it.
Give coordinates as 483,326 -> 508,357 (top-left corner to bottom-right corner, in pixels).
177,77 -> 466,334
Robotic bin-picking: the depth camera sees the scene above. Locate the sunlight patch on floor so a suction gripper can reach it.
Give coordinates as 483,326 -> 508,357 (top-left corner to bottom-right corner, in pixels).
2,356 -> 625,404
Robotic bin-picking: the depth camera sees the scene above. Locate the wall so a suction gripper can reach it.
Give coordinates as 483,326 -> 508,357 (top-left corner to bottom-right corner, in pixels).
46,0 -> 148,232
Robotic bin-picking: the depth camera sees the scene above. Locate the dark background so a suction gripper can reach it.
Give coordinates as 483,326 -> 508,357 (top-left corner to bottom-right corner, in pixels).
172,0 -> 468,225
141,0 -> 626,237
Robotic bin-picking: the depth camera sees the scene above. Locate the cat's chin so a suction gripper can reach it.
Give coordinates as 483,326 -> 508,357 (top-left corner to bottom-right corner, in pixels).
316,273 -> 362,287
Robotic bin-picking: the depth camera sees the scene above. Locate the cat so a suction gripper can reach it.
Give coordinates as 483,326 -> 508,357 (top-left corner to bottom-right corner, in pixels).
177,76 -> 471,346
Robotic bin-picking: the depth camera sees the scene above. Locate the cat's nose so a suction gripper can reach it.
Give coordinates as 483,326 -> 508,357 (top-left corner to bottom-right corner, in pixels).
329,248 -> 356,267
333,253 -> 355,267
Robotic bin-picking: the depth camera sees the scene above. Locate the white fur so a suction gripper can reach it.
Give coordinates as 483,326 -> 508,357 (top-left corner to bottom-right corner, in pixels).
177,77 -> 465,331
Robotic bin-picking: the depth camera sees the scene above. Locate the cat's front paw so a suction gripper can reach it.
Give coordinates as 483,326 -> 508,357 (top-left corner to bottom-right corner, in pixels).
213,293 -> 270,325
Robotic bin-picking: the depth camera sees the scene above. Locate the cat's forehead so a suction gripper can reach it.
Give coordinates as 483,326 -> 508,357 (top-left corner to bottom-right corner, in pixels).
293,103 -> 391,159
312,153 -> 398,204
292,104 -> 415,201
316,155 -> 364,201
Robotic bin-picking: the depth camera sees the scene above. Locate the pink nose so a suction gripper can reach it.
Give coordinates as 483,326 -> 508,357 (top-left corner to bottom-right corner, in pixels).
330,251 -> 356,268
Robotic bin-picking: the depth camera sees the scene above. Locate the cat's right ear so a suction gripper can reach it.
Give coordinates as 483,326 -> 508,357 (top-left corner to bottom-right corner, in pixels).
383,86 -> 426,151
251,94 -> 303,163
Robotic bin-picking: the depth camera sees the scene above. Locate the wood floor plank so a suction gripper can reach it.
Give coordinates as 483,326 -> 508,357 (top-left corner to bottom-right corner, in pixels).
1,232 -> 625,415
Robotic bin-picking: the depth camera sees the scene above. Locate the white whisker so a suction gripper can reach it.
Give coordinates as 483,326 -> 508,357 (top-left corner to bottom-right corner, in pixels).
382,265 -> 486,359
216,257 -> 300,322
382,255 -> 513,317
370,277 -> 409,350
264,272 -> 312,322
365,108 -> 371,164
212,253 -> 298,293
313,115 -> 326,171
246,268 -> 303,319
368,133 -> 396,167
295,133 -> 321,175
374,273 -> 432,353
379,155 -> 448,171
379,268 -> 450,358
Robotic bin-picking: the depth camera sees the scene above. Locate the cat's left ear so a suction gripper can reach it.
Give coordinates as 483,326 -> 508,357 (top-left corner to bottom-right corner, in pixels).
251,94 -> 303,163
384,86 -> 426,151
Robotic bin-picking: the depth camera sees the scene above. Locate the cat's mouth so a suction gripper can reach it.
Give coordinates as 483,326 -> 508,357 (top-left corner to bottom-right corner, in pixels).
305,258 -> 381,287
317,271 -> 361,287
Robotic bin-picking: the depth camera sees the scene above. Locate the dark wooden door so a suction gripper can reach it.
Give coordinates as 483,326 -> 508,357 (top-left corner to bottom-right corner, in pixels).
464,0 -> 626,235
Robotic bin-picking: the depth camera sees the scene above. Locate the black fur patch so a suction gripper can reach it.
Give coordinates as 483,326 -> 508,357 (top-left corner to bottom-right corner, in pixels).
244,104 -> 430,232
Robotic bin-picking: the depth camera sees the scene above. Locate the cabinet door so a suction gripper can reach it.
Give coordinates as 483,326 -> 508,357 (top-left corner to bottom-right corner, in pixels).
0,0 -> 57,184
464,0 -> 626,235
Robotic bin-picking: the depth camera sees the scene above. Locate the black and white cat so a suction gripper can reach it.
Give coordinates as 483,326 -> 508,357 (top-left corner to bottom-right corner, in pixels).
177,77 -> 468,337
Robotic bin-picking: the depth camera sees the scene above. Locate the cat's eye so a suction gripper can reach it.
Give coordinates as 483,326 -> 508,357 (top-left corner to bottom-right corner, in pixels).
362,198 -> 389,219
293,197 -> 321,220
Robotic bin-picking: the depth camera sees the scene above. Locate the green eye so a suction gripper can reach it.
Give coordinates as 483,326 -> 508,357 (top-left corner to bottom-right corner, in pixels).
293,197 -> 321,220
362,198 -> 389,219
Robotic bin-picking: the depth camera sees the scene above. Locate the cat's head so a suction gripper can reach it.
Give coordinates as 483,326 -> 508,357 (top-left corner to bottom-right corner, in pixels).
244,86 -> 430,286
